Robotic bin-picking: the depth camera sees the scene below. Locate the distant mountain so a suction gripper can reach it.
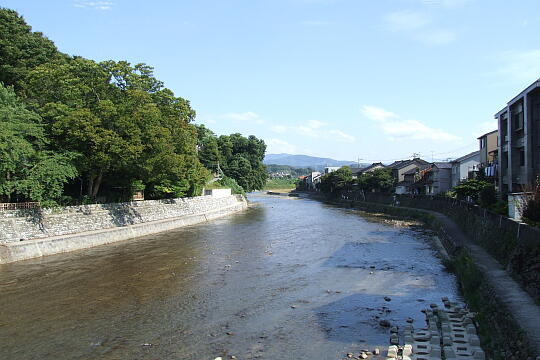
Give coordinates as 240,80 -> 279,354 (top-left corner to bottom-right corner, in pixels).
264,153 -> 363,170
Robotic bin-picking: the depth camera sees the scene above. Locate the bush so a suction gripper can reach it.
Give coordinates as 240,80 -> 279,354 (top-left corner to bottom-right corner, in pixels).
206,176 -> 245,196
523,178 -> 540,226
453,179 -> 492,202
479,184 -> 497,208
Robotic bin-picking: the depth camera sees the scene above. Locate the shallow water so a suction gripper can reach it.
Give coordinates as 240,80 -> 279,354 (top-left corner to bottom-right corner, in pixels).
0,193 -> 462,360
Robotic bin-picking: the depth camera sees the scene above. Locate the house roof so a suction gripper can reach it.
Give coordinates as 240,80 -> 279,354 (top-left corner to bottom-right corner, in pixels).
352,162 -> 384,175
477,130 -> 497,139
451,151 -> 479,163
432,162 -> 452,169
403,164 -> 429,175
388,158 -> 428,170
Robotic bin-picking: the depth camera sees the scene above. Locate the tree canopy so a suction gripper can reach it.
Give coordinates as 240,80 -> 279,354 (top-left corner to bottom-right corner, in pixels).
0,8 -> 266,205
319,167 -> 353,194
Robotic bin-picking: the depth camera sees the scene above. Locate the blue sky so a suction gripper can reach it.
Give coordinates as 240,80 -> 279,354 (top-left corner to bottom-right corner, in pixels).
4,0 -> 540,162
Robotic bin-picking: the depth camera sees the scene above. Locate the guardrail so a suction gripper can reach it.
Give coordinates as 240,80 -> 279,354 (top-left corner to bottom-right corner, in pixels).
0,202 -> 40,210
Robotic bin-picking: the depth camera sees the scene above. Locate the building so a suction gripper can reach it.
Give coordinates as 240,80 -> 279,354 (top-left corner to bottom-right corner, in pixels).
494,79 -> 540,194
396,165 -> 430,194
305,171 -> 321,191
478,130 -> 498,180
451,151 -> 480,187
324,166 -> 341,174
387,158 -> 429,183
408,162 -> 452,195
351,162 -> 385,179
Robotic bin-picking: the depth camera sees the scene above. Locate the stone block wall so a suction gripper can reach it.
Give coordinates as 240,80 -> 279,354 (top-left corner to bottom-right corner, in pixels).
0,195 -> 244,244
346,191 -> 540,302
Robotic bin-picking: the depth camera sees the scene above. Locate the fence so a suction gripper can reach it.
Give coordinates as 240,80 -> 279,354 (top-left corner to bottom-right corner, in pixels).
0,202 -> 40,211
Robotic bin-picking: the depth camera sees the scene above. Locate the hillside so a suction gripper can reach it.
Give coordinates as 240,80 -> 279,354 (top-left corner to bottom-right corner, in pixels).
264,153 -> 362,169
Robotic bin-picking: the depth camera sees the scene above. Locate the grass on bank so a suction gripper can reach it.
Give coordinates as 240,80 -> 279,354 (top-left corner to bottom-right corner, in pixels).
264,178 -> 297,192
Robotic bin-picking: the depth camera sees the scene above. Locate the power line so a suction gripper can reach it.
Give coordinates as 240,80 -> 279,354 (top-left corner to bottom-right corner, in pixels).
357,142 -> 478,163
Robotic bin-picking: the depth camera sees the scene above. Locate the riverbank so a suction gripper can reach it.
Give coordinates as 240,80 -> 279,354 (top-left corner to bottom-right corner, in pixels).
299,192 -> 540,359
0,194 -> 247,264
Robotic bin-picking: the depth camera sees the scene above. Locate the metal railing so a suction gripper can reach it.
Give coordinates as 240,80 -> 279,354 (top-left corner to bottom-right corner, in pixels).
0,202 -> 40,210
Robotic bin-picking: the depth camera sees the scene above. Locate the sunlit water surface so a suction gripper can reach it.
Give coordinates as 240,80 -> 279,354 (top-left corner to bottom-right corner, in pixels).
0,193 -> 462,360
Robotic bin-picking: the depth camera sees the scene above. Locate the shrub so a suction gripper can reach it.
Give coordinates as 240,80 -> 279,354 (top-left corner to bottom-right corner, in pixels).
479,184 -> 497,208
522,177 -> 540,226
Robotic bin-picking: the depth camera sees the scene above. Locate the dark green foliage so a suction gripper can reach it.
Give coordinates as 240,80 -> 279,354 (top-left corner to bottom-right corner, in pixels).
320,167 -> 353,194
0,84 -> 78,205
453,179 -> 492,202
214,134 -> 267,192
357,168 -> 395,193
479,184 -> 497,208
0,8 -> 241,205
0,8 -> 62,89
522,178 -> 540,226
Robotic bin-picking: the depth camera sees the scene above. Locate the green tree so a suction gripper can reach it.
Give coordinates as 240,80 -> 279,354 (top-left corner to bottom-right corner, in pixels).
320,167 -> 353,195
357,168 -> 395,193
453,179 -> 492,202
0,84 -> 77,205
0,8 -> 62,89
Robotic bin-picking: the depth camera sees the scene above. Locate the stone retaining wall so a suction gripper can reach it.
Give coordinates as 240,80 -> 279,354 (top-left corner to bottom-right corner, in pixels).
342,192 -> 540,303
0,195 -> 247,264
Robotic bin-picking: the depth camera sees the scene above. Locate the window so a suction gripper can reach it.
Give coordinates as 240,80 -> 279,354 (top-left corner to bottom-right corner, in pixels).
479,138 -> 485,149
520,150 -> 525,166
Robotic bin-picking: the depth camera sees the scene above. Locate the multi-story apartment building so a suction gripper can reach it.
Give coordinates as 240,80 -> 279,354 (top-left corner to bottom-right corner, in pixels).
494,79 -> 540,195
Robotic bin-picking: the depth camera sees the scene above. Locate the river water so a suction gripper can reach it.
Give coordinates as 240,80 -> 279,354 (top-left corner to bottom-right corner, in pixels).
0,194 -> 462,360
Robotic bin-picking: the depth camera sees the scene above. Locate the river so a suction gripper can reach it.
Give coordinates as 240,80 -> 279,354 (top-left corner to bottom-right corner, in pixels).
0,193 -> 462,360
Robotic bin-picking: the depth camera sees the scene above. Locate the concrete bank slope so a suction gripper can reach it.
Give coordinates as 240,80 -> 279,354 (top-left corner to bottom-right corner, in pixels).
0,195 -> 247,264
425,210 -> 540,356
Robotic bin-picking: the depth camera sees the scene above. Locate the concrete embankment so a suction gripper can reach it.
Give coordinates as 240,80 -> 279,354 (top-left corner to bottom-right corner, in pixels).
0,195 -> 247,264
299,192 -> 540,359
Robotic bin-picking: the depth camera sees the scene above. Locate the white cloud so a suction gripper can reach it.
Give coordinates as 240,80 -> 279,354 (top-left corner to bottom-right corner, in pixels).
220,111 -> 264,124
384,10 -> 431,31
307,119 -> 326,129
73,0 -> 113,10
497,49 -> 540,82
362,105 -> 459,141
268,119 -> 354,143
329,129 -> 355,142
266,138 -> 298,154
361,105 -> 398,122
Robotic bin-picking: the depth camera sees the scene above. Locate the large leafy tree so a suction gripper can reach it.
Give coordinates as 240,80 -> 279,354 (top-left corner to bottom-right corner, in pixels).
0,84 -> 77,204
1,8 -> 218,203
357,168 -> 395,193
24,57 -> 140,197
24,57 -> 208,199
214,133 -> 267,192
320,167 -> 353,195
0,8 -> 62,89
